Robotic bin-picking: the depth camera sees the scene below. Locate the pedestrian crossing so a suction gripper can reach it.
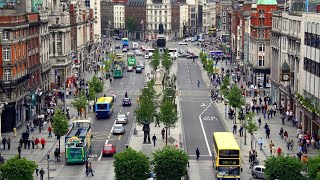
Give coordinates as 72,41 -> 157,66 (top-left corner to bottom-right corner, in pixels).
180,90 -> 210,97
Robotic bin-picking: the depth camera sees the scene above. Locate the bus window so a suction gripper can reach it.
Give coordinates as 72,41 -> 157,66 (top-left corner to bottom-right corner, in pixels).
108,102 -> 113,110
97,104 -> 106,110
219,150 -> 240,158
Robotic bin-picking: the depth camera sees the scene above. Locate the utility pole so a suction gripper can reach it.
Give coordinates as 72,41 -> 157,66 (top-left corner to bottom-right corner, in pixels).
47,151 -> 50,179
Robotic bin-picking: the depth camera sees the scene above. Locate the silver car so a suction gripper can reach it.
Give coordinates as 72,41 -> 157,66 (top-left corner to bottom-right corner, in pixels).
116,114 -> 128,124
252,165 -> 265,179
113,124 -> 125,134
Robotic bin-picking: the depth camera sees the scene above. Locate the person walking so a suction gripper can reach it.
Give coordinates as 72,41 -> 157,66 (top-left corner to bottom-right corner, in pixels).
258,117 -> 261,127
19,137 -> 23,147
39,168 -> 45,180
239,126 -> 244,137
258,137 -> 264,150
196,148 -> 200,160
161,128 -> 165,140
86,162 -> 94,176
7,138 -> 11,150
31,137 -> 35,149
48,126 -> 52,138
284,130 -> 288,141
269,141 -> 274,154
40,138 -> 46,149
232,124 -> 237,134
35,167 -> 39,176
2,137 -> 7,150
35,137 -> 40,149
155,119 -> 160,127
13,126 -> 17,137
18,145 -> 22,158
27,138 -> 31,149
197,80 -> 200,87
152,134 -> 157,146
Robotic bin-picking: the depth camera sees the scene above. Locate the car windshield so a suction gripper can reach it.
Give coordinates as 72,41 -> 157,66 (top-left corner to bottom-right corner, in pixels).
217,166 -> 240,176
115,125 -> 123,129
117,115 -> 126,118
104,146 -> 112,150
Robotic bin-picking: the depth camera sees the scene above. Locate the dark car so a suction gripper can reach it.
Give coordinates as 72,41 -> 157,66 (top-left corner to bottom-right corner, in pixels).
122,98 -> 132,106
136,65 -> 142,73
186,54 -> 199,59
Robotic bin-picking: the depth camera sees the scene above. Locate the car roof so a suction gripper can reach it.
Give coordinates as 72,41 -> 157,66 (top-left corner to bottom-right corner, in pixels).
123,98 -> 130,100
254,165 -> 265,169
114,124 -> 123,127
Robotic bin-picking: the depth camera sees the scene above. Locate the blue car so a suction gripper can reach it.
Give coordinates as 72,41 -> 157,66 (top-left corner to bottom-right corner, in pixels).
122,98 -> 132,106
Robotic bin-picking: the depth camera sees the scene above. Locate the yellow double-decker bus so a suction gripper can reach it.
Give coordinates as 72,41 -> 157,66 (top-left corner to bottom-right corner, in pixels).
213,132 -> 241,179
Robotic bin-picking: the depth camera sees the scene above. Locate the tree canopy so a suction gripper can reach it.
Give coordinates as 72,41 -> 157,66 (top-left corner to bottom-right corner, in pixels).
244,112 -> 259,148
162,49 -> 173,75
264,156 -> 306,180
307,154 -> 320,179
0,156 -> 37,180
220,77 -> 230,96
159,90 -> 177,129
226,84 -> 245,108
150,49 -> 160,74
89,75 -> 103,94
126,17 -> 137,33
113,148 -> 149,180
71,94 -> 88,117
152,146 -> 189,180
52,109 -> 69,137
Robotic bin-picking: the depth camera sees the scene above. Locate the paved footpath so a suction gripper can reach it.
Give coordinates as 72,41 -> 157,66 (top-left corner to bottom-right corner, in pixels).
193,46 -> 318,178
0,70 -> 110,179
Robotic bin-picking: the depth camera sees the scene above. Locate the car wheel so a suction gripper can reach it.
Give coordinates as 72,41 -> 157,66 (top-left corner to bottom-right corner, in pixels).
252,174 -> 257,179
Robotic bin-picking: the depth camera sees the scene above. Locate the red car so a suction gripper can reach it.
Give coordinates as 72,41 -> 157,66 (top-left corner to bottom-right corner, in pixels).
102,144 -> 116,156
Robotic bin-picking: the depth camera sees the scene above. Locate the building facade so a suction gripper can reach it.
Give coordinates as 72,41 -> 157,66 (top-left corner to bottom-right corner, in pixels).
171,1 -> 180,39
146,0 -> 172,40
219,0 -> 232,42
202,0 -> 216,35
180,4 -> 189,38
91,0 -> 102,42
114,4 -> 127,37
125,0 -> 146,40
248,0 -> 277,88
101,0 -> 115,37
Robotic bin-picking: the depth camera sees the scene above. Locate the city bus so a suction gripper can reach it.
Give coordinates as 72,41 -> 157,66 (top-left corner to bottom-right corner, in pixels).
65,120 -> 92,165
113,65 -> 123,78
122,38 -> 129,48
212,132 -> 241,179
145,48 -> 156,58
95,97 -> 114,119
127,53 -> 137,68
168,48 -> 178,59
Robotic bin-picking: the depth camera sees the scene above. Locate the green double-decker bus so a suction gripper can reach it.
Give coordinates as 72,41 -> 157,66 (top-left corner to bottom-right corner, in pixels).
65,120 -> 92,165
127,53 -> 137,68
113,65 -> 123,78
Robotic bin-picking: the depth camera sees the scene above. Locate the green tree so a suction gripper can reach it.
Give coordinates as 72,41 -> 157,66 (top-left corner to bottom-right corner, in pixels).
150,49 -> 160,78
87,85 -> 97,102
159,90 -> 178,145
1,156 -> 37,180
89,75 -> 103,95
153,146 -> 189,180
71,94 -> 88,118
206,60 -> 213,74
307,154 -> 320,179
220,77 -> 230,96
162,49 -> 173,75
126,17 -> 137,33
244,112 -> 259,148
103,59 -> 111,74
52,109 -> 69,153
113,148 -> 150,180
226,84 -> 245,123
264,156 -> 306,180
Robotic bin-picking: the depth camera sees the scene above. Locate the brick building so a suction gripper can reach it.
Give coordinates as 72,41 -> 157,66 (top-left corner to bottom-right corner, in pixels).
125,0 -> 146,40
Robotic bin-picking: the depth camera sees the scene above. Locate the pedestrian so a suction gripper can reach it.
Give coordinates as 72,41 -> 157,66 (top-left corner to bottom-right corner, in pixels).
13,126 -> 17,137
279,127 -> 284,139
125,91 -> 128,98
85,161 -> 89,175
152,134 -> 157,146
54,149 -> 60,162
258,137 -> 264,150
258,117 -> 261,127
27,138 -> 31,149
290,139 -> 294,150
266,127 -> 270,139
196,148 -> 200,160
35,167 -> 39,176
269,141 -> 274,154
48,126 -> 52,138
39,168 -> 45,180
7,138 -> 11,150
277,147 -> 282,157
197,80 -> 200,87
40,138 -> 46,149
155,119 -> 160,127
239,126 -> 244,137
26,124 -> 29,133
271,146 -> 276,156
19,137 -> 23,147
86,162 -> 94,176
18,145 -> 22,158
35,137 -> 40,149
232,124 -> 237,134
2,137 -> 7,150
31,137 -> 35,149
161,128 -> 165,140
284,130 -> 288,140
281,115 -> 285,125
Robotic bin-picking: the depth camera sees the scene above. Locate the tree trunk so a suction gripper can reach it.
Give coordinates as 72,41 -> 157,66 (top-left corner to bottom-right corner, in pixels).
165,126 -> 168,145
85,109 -> 87,118
250,134 -> 253,149
58,136 -> 61,153
234,107 -> 237,124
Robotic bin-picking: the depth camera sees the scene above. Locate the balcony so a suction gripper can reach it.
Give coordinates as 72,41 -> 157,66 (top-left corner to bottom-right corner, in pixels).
0,74 -> 30,88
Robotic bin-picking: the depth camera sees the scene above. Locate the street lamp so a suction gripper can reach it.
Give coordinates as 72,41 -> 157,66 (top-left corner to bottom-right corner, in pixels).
224,101 -> 228,119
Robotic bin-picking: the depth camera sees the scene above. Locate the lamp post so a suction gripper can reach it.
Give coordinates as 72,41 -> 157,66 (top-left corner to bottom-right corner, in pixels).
224,101 -> 228,119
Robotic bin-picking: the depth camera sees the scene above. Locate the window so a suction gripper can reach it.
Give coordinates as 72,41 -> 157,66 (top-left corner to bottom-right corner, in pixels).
259,30 -> 265,38
258,56 -> 265,66
223,17 -> 226,23
2,31 -> 9,40
223,11 -> 226,16
2,47 -> 10,61
258,44 -> 265,52
3,69 -> 11,82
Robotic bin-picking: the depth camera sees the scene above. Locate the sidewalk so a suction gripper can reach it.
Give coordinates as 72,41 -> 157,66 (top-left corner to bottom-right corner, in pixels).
196,52 -> 319,169
129,59 -> 182,158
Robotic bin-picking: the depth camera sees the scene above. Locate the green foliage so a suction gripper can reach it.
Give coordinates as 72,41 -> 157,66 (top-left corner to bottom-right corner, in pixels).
244,112 -> 259,135
135,80 -> 157,124
206,60 -> 213,74
71,94 -> 88,115
220,77 -> 230,96
162,49 -> 173,74
159,93 -> 178,129
153,146 -> 189,180
113,148 -> 149,180
103,60 -> 111,72
265,156 -> 306,180
52,109 -> 69,137
89,75 -> 103,94
126,17 -> 137,33
87,85 -> 97,101
108,52 -> 116,63
0,156 -> 37,180
227,84 -> 245,109
307,154 -> 320,179
150,49 -> 160,73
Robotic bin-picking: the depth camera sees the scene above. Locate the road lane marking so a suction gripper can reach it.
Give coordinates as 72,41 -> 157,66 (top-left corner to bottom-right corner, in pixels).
98,120 -> 116,161
121,82 -> 122,86
133,81 -> 135,85
198,101 -> 214,157
201,103 -> 206,106
119,107 -> 123,112
188,74 -> 189,76
118,135 -> 121,140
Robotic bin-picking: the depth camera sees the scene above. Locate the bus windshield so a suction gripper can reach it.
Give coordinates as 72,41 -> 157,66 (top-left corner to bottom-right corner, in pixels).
217,166 -> 240,176
219,150 -> 240,158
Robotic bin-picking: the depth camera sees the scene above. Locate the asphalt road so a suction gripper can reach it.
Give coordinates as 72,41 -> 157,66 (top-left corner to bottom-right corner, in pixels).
56,41 -> 146,179
173,42 -> 227,162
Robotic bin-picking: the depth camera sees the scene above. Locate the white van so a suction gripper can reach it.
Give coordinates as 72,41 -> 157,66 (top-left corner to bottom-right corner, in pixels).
132,42 -> 139,50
